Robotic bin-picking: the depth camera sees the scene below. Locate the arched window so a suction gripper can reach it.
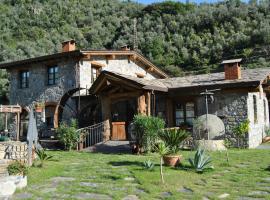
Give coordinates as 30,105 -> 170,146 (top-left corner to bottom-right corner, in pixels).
253,95 -> 257,123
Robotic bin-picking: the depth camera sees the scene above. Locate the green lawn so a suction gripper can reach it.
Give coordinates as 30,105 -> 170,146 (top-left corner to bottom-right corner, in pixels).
13,149 -> 270,200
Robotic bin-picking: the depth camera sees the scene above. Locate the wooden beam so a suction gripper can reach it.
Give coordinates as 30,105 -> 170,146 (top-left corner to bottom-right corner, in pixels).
145,92 -> 151,116
110,91 -> 140,100
101,96 -> 111,141
166,98 -> 174,127
137,93 -> 146,115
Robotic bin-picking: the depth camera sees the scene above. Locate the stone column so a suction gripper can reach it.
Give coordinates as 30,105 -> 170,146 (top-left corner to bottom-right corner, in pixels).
101,96 -> 111,141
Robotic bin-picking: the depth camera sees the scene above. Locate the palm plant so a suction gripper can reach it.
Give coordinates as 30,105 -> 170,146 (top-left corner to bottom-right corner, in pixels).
35,149 -> 53,167
188,148 -> 213,173
158,128 -> 190,154
155,142 -> 169,183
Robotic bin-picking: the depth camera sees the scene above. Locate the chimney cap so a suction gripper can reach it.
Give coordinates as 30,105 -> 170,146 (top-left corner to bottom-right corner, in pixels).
120,45 -> 130,51
221,58 -> 242,65
62,39 -> 76,45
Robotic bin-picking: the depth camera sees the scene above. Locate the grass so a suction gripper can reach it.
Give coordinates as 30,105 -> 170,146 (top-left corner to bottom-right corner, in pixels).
15,149 -> 270,200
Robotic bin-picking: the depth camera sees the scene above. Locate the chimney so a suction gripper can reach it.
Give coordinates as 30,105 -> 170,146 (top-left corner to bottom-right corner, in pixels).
62,40 -> 76,52
120,45 -> 130,51
221,58 -> 242,80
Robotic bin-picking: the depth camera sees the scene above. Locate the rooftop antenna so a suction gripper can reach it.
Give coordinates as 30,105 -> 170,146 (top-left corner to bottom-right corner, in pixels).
133,18 -> 138,51
200,89 -> 220,140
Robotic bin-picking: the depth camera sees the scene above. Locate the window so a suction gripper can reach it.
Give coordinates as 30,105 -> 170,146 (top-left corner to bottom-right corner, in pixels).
175,102 -> 195,126
264,99 -> 267,123
91,65 -> 101,83
19,71 -> 29,88
48,66 -> 59,85
253,95 -> 257,123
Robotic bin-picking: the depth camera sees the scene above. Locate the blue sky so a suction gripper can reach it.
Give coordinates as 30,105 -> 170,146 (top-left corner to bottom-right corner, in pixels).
136,0 -> 238,4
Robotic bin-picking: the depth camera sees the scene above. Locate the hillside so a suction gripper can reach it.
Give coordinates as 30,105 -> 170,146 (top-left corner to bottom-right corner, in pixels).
0,0 -> 270,101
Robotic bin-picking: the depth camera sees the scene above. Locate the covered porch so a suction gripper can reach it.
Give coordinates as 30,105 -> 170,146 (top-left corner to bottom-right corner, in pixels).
89,71 -> 168,141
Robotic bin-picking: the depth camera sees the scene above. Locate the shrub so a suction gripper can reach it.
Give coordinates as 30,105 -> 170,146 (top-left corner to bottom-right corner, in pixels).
35,149 -> 53,167
143,160 -> 155,171
188,148 -> 213,173
265,127 -> 270,136
56,119 -> 79,151
7,161 -> 28,176
133,115 -> 165,153
233,120 -> 250,148
158,128 -> 190,155
0,135 -> 9,142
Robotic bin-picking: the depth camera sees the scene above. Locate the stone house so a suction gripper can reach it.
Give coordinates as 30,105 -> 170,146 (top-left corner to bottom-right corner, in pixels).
0,40 -> 269,148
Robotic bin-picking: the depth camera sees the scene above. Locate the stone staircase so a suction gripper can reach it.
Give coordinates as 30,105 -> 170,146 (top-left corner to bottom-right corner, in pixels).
0,159 -> 10,177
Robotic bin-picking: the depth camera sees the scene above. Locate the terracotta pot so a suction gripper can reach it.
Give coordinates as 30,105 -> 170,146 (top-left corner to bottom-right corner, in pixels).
263,136 -> 270,143
35,107 -> 43,113
163,155 -> 182,167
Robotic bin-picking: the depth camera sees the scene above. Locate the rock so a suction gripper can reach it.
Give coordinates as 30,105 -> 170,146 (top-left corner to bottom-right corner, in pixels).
73,192 -> 112,200
0,180 -> 16,197
161,192 -> 172,197
13,176 -> 27,189
13,192 -> 33,199
218,193 -> 230,199
79,182 -> 98,187
178,187 -> 193,194
124,177 -> 135,181
248,191 -> 270,195
51,177 -> 75,182
122,195 -> 139,200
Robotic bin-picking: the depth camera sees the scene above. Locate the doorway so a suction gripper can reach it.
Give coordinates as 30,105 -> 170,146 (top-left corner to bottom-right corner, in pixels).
111,99 -> 136,140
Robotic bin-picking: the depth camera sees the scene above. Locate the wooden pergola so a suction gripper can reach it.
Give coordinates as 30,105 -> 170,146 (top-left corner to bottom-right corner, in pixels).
0,105 -> 22,141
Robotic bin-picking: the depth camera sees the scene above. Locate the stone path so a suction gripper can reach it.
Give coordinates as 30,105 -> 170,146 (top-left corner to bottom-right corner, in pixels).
256,143 -> 270,149
85,141 -> 132,154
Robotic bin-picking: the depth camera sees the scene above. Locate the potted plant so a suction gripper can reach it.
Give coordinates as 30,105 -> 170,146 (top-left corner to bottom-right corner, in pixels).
35,102 -> 45,113
158,128 -> 190,167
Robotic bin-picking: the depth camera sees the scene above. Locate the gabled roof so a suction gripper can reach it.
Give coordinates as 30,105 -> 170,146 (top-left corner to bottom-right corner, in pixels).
0,50 -> 84,69
89,71 -> 168,95
0,49 -> 169,78
90,68 -> 270,94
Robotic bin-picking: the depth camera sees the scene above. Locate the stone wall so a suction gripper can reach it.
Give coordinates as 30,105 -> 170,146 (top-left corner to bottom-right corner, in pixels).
196,92 -> 248,146
196,91 -> 269,148
79,56 -> 159,95
8,58 -> 79,132
247,92 -> 269,148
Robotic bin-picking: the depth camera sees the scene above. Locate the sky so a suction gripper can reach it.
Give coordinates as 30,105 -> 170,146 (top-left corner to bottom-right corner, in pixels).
136,0 -> 241,4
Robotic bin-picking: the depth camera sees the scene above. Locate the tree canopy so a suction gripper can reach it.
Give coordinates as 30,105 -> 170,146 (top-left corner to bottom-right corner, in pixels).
0,0 -> 270,101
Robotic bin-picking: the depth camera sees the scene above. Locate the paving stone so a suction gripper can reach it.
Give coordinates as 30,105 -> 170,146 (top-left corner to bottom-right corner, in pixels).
122,195 -> 139,200
248,191 -> 270,195
218,193 -> 230,199
178,187 -> 193,194
135,189 -> 145,194
13,193 -> 32,199
41,187 -> 57,193
79,182 -> 98,187
73,192 -> 112,200
111,187 -> 127,191
124,177 -> 135,181
262,177 -> 270,182
237,197 -> 264,200
51,177 -> 75,182
161,192 -> 172,198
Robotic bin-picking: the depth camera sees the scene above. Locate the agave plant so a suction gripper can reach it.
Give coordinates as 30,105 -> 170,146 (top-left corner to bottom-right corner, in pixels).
35,149 -> 54,167
188,148 -> 213,173
143,160 -> 155,171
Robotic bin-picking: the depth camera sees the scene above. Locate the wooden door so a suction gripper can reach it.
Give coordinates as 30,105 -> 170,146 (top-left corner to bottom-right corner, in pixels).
111,122 -> 126,140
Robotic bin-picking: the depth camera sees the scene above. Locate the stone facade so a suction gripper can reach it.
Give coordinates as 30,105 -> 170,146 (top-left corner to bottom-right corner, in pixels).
196,91 -> 269,148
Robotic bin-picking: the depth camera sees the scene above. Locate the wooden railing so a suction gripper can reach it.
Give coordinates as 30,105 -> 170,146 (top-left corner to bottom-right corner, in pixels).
77,121 -> 105,149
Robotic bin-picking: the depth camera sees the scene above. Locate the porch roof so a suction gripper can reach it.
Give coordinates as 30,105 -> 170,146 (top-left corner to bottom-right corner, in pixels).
89,71 -> 168,94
